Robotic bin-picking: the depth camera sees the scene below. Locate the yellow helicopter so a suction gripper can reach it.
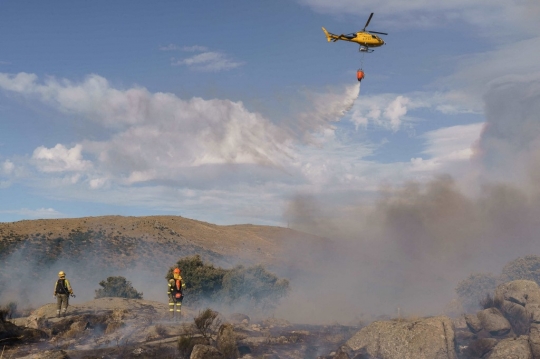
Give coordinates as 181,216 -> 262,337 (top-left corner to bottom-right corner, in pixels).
322,13 -> 387,53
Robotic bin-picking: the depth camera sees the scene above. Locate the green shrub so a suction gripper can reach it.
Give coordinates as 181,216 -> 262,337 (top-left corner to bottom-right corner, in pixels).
168,256 -> 290,309
167,255 -> 227,304
221,265 -> 290,310
455,272 -> 498,312
500,255 -> 540,284
94,276 -> 143,299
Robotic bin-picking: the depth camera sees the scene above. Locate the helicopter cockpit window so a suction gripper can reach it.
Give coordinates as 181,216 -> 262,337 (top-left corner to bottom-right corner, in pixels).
371,35 -> 377,38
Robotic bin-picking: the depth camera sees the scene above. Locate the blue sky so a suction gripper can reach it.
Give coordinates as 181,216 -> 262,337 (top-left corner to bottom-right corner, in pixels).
1,0 -> 540,224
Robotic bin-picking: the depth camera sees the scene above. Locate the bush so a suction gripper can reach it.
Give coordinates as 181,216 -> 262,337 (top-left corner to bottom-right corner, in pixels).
221,265 -> 290,311
168,256 -> 290,310
500,255 -> 540,284
177,309 -> 221,358
177,328 -> 196,359
0,302 -> 18,319
194,308 -> 221,344
456,272 -> 498,312
168,255 -> 227,304
95,276 -> 143,299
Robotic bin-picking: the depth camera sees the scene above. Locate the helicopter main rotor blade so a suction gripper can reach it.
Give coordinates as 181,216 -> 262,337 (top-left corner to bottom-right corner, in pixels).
363,12 -> 374,31
369,31 -> 388,35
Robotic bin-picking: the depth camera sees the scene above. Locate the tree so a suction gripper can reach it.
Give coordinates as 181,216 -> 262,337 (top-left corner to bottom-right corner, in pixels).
500,255 -> 540,284
95,276 -> 143,299
168,256 -> 290,310
167,255 -> 226,304
455,272 -> 498,312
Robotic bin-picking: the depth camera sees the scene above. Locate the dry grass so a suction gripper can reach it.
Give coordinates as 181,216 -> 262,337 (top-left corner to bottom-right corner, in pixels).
62,321 -> 87,339
105,321 -> 124,334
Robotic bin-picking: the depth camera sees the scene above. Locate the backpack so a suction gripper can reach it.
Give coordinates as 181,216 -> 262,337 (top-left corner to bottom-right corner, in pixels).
56,279 -> 68,295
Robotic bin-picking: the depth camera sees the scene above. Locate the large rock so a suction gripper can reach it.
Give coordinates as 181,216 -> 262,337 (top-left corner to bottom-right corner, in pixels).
190,344 -> 224,359
495,280 -> 540,306
476,308 -> 512,336
463,338 -> 498,358
501,300 -> 530,335
488,336 -> 532,359
464,314 -> 483,333
345,316 -> 457,359
529,323 -> 540,359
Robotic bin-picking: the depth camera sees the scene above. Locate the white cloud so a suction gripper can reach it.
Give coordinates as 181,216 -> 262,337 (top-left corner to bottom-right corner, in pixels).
410,123 -> 484,174
182,45 -> 208,52
89,177 -> 108,189
350,93 -> 425,131
0,207 -> 63,219
299,0 -> 540,35
2,160 -> 14,174
0,72 -> 294,189
159,44 -> 209,52
32,144 -> 92,173
172,51 -> 244,71
440,37 -> 540,101
0,71 -> 487,221
159,44 -> 180,51
384,96 -> 409,131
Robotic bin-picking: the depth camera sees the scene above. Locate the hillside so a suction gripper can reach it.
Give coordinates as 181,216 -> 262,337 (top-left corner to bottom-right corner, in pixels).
0,215 -> 326,275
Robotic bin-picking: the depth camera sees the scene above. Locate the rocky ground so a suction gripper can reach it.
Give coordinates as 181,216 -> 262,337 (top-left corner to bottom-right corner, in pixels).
4,279 -> 540,358
0,298 -> 360,359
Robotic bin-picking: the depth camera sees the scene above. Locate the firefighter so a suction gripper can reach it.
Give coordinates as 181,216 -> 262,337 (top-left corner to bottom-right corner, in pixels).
168,267 -> 186,319
54,271 -> 75,317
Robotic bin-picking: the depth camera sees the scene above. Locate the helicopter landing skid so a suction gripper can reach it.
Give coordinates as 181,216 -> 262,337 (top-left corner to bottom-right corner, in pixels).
359,46 -> 374,53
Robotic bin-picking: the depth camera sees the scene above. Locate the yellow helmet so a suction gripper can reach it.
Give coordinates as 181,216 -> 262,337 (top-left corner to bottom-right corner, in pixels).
58,271 -> 65,278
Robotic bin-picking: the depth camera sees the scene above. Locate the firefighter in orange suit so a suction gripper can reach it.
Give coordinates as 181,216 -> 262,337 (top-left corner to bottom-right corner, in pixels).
168,268 -> 186,319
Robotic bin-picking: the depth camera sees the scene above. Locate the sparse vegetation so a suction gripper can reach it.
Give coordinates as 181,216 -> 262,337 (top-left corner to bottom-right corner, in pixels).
479,293 -> 502,310
95,276 -> 143,299
177,325 -> 198,359
456,272 -> 498,312
217,323 -> 239,359
0,302 -> 18,319
0,308 -> 8,322
194,308 -> 222,344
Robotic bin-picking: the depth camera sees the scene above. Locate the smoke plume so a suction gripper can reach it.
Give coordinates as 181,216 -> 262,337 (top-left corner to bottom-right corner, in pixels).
276,74 -> 540,323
